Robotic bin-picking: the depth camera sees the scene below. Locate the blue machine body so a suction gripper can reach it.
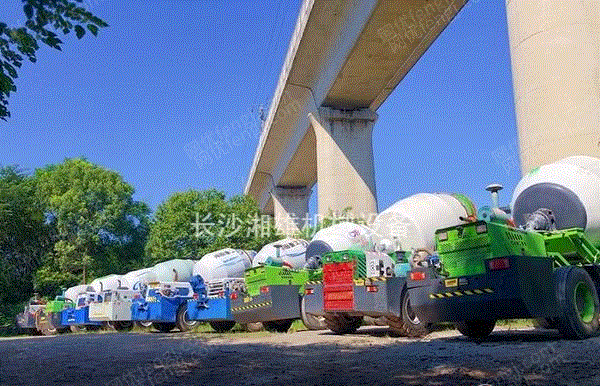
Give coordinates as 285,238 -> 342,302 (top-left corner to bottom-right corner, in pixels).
187,297 -> 232,321
186,275 -> 234,321
131,283 -> 192,323
61,306 -> 102,326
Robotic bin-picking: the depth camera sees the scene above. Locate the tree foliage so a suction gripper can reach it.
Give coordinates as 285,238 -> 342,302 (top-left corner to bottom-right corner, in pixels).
0,166 -> 51,325
145,190 -> 278,266
33,158 -> 149,295
0,0 -> 108,120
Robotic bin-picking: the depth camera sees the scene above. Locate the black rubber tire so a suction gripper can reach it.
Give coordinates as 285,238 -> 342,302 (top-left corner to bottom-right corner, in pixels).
39,326 -> 57,335
112,321 -> 134,332
69,325 -> 84,333
86,325 -> 102,331
243,322 -> 264,332
554,266 -> 600,340
176,304 -> 199,332
455,320 -> 496,341
135,321 -> 154,331
153,322 -> 176,333
301,296 -> 326,330
323,313 -> 363,335
373,317 -> 388,326
36,312 -> 58,336
39,327 -> 57,336
209,321 -> 236,333
387,289 -> 431,338
533,317 -> 558,330
363,316 -> 387,326
263,319 -> 294,333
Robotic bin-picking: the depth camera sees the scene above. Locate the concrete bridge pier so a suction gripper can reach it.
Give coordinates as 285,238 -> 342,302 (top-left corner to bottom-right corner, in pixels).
506,0 -> 600,172
272,186 -> 311,236
309,107 -> 378,221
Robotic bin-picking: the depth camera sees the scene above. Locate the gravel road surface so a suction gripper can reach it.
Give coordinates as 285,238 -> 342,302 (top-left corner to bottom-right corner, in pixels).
1,326 -> 598,386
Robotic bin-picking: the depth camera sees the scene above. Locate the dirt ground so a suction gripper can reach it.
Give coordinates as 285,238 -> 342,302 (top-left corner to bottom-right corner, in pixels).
1,326 -> 599,386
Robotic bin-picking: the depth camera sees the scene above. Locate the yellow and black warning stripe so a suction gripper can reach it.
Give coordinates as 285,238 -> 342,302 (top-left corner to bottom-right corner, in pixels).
429,288 -> 493,299
354,277 -> 388,286
231,301 -> 272,312
305,281 -> 322,285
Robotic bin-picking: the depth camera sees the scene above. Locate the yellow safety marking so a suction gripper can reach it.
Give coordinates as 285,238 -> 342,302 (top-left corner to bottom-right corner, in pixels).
430,288 -> 494,300
445,279 -> 458,288
231,301 -> 272,312
243,297 -> 251,303
354,277 -> 389,285
371,277 -> 387,282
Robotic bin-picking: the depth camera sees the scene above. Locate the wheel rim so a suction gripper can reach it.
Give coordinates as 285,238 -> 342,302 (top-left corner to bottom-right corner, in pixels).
574,282 -> 596,324
403,294 -> 420,325
182,310 -> 197,327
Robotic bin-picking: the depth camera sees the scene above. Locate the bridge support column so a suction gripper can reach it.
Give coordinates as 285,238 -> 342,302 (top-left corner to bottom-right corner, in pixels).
506,0 -> 600,173
272,186 -> 311,237
309,107 -> 378,221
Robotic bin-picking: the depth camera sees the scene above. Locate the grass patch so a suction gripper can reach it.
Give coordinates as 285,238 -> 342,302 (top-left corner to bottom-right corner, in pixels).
496,319 -> 534,328
289,319 -> 308,333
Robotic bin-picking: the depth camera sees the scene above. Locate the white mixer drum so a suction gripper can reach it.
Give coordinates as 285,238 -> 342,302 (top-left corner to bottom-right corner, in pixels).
151,259 -> 195,282
64,285 -> 94,302
372,193 -> 476,251
193,249 -> 254,282
511,156 -> 600,243
252,239 -> 309,269
122,268 -> 155,290
305,222 -> 376,261
90,275 -> 124,293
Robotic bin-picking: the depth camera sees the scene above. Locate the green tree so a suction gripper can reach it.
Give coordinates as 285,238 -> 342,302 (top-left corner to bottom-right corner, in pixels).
145,190 -> 278,266
1,0 -> 108,120
34,158 -> 149,295
0,166 -> 51,326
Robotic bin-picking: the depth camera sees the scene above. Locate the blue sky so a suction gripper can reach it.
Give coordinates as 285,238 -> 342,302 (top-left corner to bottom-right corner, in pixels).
0,0 -> 521,214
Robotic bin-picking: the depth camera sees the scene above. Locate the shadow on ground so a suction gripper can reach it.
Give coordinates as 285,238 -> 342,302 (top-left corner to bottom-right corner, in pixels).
0,328 -> 598,386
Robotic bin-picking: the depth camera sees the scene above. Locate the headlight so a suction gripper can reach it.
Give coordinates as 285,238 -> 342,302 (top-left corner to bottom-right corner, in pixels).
438,232 -> 448,241
476,224 -> 488,234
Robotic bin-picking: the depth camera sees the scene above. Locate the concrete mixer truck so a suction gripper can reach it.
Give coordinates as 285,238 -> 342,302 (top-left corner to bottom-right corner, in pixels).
60,285 -> 103,332
303,222 -> 380,327
130,259 -> 199,332
408,156 -> 600,340
88,275 -> 137,331
186,249 -> 253,332
16,294 -> 47,335
20,292 -> 75,335
303,195 -> 477,336
230,238 -> 324,332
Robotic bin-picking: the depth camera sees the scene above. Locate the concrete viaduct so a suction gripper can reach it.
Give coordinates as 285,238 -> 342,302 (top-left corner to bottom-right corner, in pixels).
245,0 -> 600,235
